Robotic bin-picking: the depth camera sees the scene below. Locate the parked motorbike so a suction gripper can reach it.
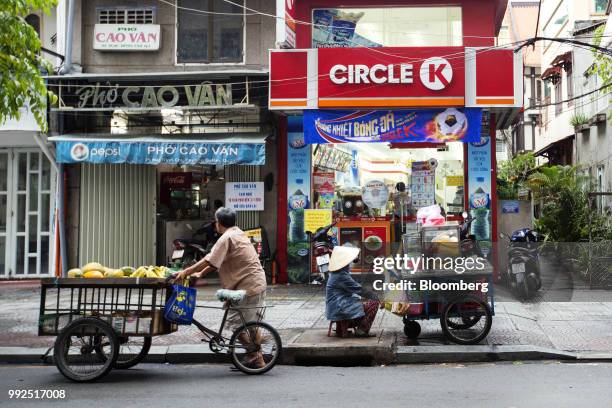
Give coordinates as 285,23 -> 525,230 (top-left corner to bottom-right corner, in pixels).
172,222 -> 219,267
459,211 -> 485,258
311,222 -> 336,283
500,228 -> 543,299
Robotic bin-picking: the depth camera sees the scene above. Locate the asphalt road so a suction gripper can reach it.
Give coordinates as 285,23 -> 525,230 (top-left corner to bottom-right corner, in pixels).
1,362 -> 612,408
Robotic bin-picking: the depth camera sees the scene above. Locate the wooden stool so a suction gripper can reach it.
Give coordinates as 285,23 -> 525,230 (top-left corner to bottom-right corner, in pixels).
328,320 -> 351,338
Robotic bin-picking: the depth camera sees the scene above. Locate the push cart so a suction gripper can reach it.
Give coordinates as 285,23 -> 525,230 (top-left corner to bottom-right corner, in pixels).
39,278 -> 282,382
384,258 -> 495,345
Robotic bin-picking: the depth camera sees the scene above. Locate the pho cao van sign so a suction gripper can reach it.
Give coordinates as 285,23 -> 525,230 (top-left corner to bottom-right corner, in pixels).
94,24 -> 161,51
225,182 -> 265,211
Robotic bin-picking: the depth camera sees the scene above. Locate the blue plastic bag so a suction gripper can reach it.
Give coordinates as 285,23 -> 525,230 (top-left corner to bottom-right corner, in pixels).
164,284 -> 197,325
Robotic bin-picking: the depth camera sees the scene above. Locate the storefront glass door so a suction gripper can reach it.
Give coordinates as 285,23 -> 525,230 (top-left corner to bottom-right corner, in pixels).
0,149 -> 54,278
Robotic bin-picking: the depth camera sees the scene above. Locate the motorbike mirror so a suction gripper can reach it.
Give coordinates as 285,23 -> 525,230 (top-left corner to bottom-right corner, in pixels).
499,232 -> 508,240
462,211 -> 468,219
186,224 -> 193,231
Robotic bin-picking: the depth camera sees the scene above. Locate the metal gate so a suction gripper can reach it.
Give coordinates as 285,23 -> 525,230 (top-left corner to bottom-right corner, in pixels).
0,149 -> 55,278
79,163 -> 156,268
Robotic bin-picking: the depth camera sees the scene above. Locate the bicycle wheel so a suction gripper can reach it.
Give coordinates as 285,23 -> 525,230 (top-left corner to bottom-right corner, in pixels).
440,295 -> 492,345
54,317 -> 119,382
229,322 -> 282,375
95,336 -> 152,369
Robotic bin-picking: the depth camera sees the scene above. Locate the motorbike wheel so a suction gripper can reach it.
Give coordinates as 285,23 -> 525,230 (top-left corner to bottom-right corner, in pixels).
535,278 -> 542,291
518,278 -> 531,299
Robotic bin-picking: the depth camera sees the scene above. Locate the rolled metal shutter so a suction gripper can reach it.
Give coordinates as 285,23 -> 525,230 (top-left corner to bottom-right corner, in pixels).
225,165 -> 260,229
79,164 -> 156,268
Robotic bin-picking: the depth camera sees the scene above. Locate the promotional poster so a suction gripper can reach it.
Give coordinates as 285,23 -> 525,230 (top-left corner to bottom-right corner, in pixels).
304,108 -> 482,144
287,116 -> 312,283
467,112 -> 492,241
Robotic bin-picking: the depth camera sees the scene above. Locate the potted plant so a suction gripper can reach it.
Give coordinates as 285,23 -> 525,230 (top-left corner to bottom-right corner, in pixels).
570,113 -> 590,133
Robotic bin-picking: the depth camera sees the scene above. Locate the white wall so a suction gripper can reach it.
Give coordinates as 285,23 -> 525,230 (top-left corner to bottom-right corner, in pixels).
537,0 -> 608,154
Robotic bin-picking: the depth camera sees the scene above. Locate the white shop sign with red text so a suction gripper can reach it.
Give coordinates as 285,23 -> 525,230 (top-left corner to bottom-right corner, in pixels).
93,24 -> 161,51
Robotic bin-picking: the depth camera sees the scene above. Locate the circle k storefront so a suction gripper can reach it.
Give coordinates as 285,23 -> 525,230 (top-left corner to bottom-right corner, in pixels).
269,1 -> 522,284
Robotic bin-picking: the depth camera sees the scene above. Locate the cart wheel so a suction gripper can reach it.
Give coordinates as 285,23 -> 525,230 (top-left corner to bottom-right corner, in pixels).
403,321 -> 421,339
54,317 -> 119,382
95,336 -> 152,369
441,295 -> 492,345
229,322 -> 282,375
446,316 -> 481,330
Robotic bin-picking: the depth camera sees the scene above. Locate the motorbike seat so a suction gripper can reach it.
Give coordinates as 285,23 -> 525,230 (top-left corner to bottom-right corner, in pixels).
216,289 -> 246,303
176,238 -> 208,246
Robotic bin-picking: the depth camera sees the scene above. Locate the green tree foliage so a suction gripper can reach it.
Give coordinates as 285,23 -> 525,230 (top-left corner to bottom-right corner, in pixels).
0,0 -> 57,131
527,165 -> 611,241
496,152 -> 536,199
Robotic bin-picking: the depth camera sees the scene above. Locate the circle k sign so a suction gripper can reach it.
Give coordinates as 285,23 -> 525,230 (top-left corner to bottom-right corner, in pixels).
419,57 -> 453,91
327,56 -> 454,91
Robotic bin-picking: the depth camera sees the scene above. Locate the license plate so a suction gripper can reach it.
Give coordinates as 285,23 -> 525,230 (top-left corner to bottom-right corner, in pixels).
172,249 -> 184,259
316,254 -> 330,266
511,262 -> 526,274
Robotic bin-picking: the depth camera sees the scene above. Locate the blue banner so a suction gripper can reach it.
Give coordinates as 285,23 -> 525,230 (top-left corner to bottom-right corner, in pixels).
304,108 -> 482,144
286,115 -> 312,283
468,111 -> 492,242
55,140 -> 265,165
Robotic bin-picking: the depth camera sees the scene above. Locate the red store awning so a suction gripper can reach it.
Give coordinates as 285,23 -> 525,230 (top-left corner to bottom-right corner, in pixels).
541,66 -> 562,81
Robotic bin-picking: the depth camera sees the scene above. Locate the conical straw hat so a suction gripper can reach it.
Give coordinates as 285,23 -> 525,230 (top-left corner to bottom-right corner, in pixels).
329,245 -> 360,272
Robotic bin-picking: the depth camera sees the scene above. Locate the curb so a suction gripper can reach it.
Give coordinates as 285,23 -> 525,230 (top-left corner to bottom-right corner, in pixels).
0,279 -> 41,286
282,342 -> 396,366
396,345 -> 577,364
575,352 -> 612,361
3,344 -> 609,366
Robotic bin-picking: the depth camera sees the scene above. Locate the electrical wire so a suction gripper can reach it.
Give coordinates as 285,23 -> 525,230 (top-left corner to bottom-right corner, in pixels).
538,90 -> 611,128
45,2 -> 612,113
48,39 -> 528,93
533,0 -> 542,51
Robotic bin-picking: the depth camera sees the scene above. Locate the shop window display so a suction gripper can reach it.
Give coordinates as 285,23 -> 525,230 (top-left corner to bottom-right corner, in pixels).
310,142 -> 465,274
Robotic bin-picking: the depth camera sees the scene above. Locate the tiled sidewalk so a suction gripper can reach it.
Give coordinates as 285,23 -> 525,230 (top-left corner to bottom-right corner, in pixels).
1,282 -> 612,352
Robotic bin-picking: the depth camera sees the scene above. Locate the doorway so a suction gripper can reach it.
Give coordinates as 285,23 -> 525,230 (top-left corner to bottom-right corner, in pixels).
0,149 -> 55,278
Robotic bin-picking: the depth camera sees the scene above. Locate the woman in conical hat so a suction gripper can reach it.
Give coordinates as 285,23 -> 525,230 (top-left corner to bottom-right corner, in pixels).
325,245 -> 380,337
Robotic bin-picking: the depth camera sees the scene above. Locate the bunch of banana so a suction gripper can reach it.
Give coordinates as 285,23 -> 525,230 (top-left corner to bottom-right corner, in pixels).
129,265 -> 169,279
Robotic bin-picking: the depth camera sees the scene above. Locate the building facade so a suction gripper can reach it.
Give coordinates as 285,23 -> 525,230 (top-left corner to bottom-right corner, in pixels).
497,0 -> 542,159
537,0 -> 611,211
269,0 -> 522,283
0,8 -> 59,279
45,0 -> 278,275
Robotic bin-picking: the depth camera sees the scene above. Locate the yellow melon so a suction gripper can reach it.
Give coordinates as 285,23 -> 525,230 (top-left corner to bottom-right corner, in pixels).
67,268 -> 83,278
83,270 -> 104,279
82,262 -> 105,273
